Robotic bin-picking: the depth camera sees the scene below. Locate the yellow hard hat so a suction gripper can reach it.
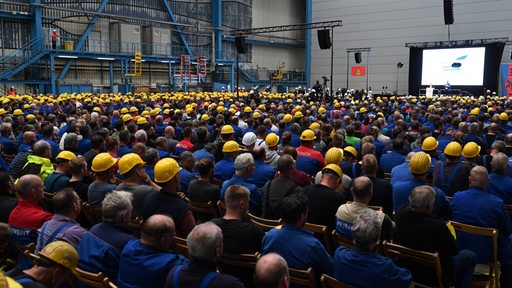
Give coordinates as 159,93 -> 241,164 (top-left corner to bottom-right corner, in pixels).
141,110 -> 150,117
56,151 -> 76,162
409,152 -> 431,175
244,107 -> 253,113
118,153 -> 146,175
122,114 -> 132,123
220,125 -> 234,135
265,133 -> 280,147
444,141 -> 462,157
318,107 -> 326,114
294,111 -> 304,119
462,142 -> 481,158
38,241 -> 78,275
201,114 -> 210,121
322,164 -> 343,179
0,270 -> 22,288
154,158 -> 182,183
164,109 -> 170,115
309,122 -> 321,130
283,114 -> 293,123
300,129 -> 316,141
470,108 -> 479,115
360,107 -> 367,113
93,107 -> 101,112
0,108 -> 6,115
137,117 -> 148,125
149,109 -> 159,117
23,104 -> 30,109
222,140 -> 241,153
325,147 -> 344,165
25,114 -> 36,121
13,109 -> 23,116
91,152 -> 116,173
500,112 -> 508,121
422,136 -> 438,151
343,146 -> 357,158
121,107 -> 129,114
129,106 -> 138,113
252,112 -> 261,119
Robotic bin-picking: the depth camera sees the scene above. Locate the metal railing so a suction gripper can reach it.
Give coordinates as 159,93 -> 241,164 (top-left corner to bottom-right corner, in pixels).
0,36 -> 44,77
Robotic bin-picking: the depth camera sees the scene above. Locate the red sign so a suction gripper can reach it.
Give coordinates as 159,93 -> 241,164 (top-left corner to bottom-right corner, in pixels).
351,66 -> 366,76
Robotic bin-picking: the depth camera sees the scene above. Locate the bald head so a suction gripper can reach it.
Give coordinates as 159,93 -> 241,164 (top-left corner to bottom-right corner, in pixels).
351,176 -> 373,201
141,214 -> 175,251
23,131 -> 36,145
16,174 -> 44,202
254,253 -> 289,288
252,146 -> 266,161
165,126 -> 175,138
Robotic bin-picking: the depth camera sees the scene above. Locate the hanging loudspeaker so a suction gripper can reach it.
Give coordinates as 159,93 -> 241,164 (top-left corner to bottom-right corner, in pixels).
355,52 -> 362,64
443,0 -> 454,25
317,30 -> 331,50
235,36 -> 247,54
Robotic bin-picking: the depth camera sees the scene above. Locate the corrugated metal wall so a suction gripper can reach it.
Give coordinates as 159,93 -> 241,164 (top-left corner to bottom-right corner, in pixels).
311,0 -> 512,94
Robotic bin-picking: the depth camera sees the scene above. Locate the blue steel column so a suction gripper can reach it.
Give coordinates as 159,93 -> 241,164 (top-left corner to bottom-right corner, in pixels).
50,55 -> 56,95
230,63 -> 235,93
212,0 -> 222,62
58,0 -> 110,81
30,0 -> 42,52
161,0 -> 194,58
109,62 -> 114,93
30,0 -> 43,83
305,0 -> 312,88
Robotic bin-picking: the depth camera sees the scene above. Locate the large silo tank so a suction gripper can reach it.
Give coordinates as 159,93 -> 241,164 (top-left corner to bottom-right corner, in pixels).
142,26 -> 171,55
109,23 -> 141,53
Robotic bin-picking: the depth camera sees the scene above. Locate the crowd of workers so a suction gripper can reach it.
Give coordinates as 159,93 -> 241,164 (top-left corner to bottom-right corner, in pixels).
0,87 -> 512,287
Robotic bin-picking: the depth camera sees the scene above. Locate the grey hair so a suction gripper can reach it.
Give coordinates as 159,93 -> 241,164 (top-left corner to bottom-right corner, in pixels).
470,166 -> 489,186
144,148 -> 159,166
101,190 -> 133,223
234,152 -> 254,174
187,222 -> 223,261
0,122 -> 11,135
351,209 -> 381,249
491,152 -> 508,174
409,185 -> 435,210
134,129 -> 147,141
32,140 -> 50,156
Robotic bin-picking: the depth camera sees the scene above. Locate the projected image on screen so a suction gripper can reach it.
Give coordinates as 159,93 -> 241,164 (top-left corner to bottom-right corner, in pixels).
421,47 -> 486,86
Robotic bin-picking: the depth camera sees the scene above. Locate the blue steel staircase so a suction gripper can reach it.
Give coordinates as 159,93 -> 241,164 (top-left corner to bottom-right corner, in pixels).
0,37 -> 47,80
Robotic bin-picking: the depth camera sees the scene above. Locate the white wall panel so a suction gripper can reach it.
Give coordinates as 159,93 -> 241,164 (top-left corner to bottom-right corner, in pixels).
251,0 -> 306,72
312,0 -> 512,94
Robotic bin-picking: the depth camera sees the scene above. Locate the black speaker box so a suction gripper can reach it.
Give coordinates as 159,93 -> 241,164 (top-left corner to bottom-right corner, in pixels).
235,36 -> 247,54
317,30 -> 331,49
355,52 -> 362,64
443,0 -> 454,25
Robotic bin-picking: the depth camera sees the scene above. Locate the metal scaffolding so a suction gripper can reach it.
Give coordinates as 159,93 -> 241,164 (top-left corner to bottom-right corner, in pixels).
229,20 -> 342,36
